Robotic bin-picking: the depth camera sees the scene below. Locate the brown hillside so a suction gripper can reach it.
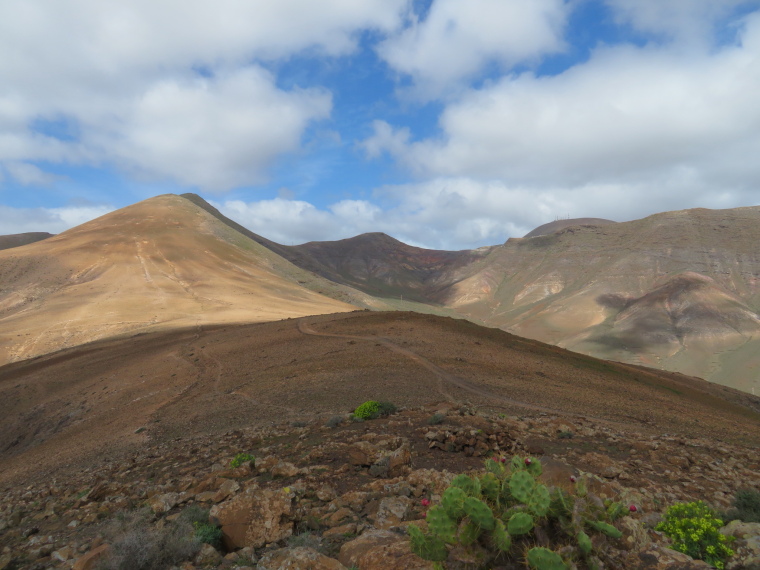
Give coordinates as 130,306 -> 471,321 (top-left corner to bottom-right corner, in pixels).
0,195 -> 357,365
2,311 -> 758,486
0,232 -> 53,250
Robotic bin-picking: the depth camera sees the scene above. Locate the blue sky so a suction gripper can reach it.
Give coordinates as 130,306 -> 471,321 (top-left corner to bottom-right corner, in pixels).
1,0 -> 760,249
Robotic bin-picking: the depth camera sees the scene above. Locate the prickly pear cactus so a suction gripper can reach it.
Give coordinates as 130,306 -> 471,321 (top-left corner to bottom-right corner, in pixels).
577,530 -> 593,554
451,474 -> 481,497
408,453 -> 629,568
409,524 -> 448,562
463,497 -> 495,530
427,505 -> 457,544
587,520 -> 623,539
507,511 -> 534,535
440,487 -> 466,519
526,547 -> 568,570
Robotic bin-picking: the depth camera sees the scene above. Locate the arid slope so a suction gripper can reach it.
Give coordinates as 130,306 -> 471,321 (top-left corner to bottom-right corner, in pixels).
1,311 -> 759,485
0,232 -> 53,251
0,194 -> 358,364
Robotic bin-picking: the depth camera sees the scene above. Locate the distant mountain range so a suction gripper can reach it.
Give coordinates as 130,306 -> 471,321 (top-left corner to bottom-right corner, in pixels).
1,193 -> 759,393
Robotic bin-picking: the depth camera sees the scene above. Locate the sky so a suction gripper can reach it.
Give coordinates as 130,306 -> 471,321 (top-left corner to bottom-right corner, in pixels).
1,0 -> 760,250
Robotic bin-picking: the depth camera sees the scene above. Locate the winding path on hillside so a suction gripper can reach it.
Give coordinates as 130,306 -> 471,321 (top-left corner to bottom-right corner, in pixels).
297,318 -> 591,418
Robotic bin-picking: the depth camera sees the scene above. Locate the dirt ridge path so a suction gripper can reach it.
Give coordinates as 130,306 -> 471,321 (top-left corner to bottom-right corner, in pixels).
298,318 -> 588,418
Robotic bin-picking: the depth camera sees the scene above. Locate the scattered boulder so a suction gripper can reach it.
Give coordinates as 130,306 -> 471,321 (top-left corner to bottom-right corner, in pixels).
258,546 -> 347,569
338,529 -> 435,570
211,486 -> 295,549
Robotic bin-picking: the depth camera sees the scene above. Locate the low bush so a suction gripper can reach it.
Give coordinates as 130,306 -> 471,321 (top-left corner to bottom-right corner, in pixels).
230,453 -> 255,469
99,510 -> 200,570
193,521 -> 224,550
656,501 -> 734,569
428,413 -> 446,425
325,415 -> 344,428
725,488 -> 760,523
352,400 -> 397,420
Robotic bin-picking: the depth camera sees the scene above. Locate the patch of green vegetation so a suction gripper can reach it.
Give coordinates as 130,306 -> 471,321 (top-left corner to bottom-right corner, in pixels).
352,400 -> 397,420
656,501 -> 734,569
724,488 -> 760,523
230,453 -> 255,469
409,455 -> 630,568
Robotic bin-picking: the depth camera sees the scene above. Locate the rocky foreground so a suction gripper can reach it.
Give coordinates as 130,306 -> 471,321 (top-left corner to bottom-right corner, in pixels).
1,403 -> 759,569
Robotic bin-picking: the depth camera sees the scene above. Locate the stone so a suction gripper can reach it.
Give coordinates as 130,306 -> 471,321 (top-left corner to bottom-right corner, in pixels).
72,544 -> 110,570
0,553 -> 11,570
723,521 -> 760,570
387,443 -> 412,478
338,529 -> 435,570
258,546 -> 346,569
51,545 -> 73,561
210,486 -> 295,549
322,523 -> 358,538
348,442 -> 382,466
149,492 -> 179,514
212,478 -> 240,502
194,543 -> 223,566
618,517 -> 651,551
634,544 -> 713,569
722,520 -> 760,539
271,462 -> 300,478
373,496 -> 411,529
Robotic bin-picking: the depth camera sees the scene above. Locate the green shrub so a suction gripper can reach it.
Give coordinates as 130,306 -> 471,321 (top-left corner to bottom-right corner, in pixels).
178,505 -> 209,526
377,401 -> 398,416
726,488 -> 760,523
353,401 -> 381,419
409,455 -> 630,569
353,400 -> 397,420
428,413 -> 446,425
325,415 -> 344,428
230,453 -> 255,469
656,501 -> 734,569
99,510 -> 200,570
193,521 -> 223,550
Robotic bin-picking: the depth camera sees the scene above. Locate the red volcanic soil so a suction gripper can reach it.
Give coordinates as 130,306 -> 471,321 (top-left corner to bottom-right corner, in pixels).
1,311 -> 759,486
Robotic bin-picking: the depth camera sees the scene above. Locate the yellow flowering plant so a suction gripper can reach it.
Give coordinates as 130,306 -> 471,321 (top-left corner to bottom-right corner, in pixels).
656,501 -> 734,569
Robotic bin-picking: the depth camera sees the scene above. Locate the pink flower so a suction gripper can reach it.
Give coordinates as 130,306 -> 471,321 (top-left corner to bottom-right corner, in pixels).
629,504 -> 638,513
500,457 -> 507,463
421,499 -> 431,507
525,458 -> 532,465
570,476 -> 577,483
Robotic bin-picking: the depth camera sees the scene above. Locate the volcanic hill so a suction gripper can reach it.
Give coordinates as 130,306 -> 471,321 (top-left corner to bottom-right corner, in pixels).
0,194 -> 365,365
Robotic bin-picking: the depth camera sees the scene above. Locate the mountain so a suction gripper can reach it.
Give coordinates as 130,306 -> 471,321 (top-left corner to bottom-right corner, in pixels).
523,217 -> 616,238
0,194 -> 362,365
247,205 -> 760,393
0,232 -> 53,250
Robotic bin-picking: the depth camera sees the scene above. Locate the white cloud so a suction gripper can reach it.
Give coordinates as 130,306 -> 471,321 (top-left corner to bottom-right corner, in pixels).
605,0 -> 747,46
3,163 -> 61,186
0,0 -> 408,189
378,0 -> 568,98
365,12 -> 760,192
0,204 -> 114,235
102,68 -> 331,190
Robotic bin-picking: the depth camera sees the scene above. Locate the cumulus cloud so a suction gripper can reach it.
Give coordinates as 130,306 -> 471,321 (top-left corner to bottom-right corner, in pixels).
365,12 -> 760,192
3,163 -> 61,186
0,204 -> 114,235
0,0 -> 408,189
378,0 -> 568,98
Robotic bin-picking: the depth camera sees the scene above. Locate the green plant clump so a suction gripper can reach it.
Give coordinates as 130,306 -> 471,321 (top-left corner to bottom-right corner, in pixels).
656,501 -> 735,569
352,400 -> 397,420
193,521 -> 223,549
230,453 -> 255,469
409,455 -> 631,569
725,488 -> 760,523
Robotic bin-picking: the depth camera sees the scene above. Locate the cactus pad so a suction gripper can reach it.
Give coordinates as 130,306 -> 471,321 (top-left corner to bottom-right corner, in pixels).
458,520 -> 481,546
451,474 -> 481,497
507,512 -> 534,535
427,505 -> 457,544
408,525 -> 448,562
587,520 -> 622,539
441,487 -> 467,519
509,470 -> 536,503
526,547 -> 568,570
577,530 -> 592,554
480,472 -> 501,502
491,519 -> 512,552
463,496 -> 495,530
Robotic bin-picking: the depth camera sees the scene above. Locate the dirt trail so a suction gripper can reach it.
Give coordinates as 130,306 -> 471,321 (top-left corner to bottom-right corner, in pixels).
298,318 -> 583,417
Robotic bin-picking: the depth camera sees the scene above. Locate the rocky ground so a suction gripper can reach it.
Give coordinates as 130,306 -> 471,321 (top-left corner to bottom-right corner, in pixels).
1,403 -> 759,570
